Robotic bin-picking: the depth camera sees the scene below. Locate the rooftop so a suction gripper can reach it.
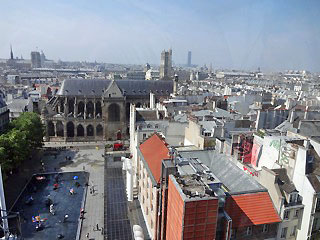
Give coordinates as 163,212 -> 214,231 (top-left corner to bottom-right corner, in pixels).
57,78 -> 173,97
170,174 -> 218,201
272,168 -> 297,194
139,133 -> 169,185
179,150 -> 265,194
225,192 -> 281,227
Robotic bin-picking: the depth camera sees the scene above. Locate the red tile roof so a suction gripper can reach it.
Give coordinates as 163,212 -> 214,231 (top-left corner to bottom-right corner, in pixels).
225,192 -> 280,227
139,133 -> 169,184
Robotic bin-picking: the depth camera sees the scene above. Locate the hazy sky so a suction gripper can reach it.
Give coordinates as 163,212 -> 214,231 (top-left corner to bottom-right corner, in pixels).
1,0 -> 320,71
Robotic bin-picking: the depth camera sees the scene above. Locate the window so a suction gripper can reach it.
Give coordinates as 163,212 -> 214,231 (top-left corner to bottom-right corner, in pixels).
151,203 -> 153,211
284,210 -> 290,220
146,207 -> 148,215
290,226 -> 297,236
146,192 -> 149,199
151,220 -> 153,229
294,209 -> 299,217
281,227 -> 287,238
316,198 -> 320,211
155,124 -> 159,129
290,193 -> 297,203
142,196 -> 145,204
246,226 -> 252,235
262,224 -> 269,233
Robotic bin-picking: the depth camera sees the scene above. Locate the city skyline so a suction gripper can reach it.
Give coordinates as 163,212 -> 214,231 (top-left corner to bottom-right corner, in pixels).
1,0 -> 320,71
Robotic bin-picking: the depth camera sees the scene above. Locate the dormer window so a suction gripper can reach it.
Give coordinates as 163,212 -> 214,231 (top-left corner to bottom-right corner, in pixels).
289,193 -> 298,203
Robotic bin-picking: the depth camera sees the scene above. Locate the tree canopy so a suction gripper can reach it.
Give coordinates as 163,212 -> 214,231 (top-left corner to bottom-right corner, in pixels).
0,112 -> 44,175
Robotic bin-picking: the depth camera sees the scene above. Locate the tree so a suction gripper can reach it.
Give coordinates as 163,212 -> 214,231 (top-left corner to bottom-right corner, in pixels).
0,112 -> 44,176
10,112 -> 44,149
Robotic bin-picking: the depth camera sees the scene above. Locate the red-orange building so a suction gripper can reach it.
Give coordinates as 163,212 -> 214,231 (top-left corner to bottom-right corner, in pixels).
137,133 -> 281,240
166,175 -> 219,240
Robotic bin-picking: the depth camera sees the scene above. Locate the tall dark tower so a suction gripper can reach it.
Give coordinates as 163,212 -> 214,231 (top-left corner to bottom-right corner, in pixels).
10,45 -> 14,60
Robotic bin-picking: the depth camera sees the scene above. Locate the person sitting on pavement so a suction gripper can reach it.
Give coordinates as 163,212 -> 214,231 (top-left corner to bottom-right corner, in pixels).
53,183 -> 59,190
63,214 -> 68,222
50,204 -> 55,215
69,188 -> 75,195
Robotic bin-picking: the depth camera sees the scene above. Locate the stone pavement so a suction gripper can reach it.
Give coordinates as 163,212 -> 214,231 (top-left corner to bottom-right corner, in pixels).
42,147 -> 105,240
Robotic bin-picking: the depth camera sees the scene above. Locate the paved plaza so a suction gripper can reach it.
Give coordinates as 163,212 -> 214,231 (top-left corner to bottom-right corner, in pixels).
7,143 -> 150,240
11,172 -> 88,240
42,146 -> 105,240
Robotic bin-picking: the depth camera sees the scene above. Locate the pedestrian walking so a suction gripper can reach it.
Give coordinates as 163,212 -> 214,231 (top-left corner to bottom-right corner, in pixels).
96,223 -> 99,230
86,233 -> 89,238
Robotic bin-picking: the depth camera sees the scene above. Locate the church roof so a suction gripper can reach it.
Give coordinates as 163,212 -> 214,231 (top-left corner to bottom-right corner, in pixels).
57,78 -> 173,97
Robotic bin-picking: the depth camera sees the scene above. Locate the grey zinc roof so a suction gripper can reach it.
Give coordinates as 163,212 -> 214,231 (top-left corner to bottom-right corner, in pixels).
57,78 -> 173,97
200,121 -> 217,131
7,99 -> 29,112
272,168 -> 297,194
57,78 -> 110,96
116,79 -> 173,96
179,150 -> 265,194
136,110 -> 158,121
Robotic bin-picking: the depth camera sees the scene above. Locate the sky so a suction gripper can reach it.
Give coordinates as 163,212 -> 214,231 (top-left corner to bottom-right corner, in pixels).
0,0 -> 320,71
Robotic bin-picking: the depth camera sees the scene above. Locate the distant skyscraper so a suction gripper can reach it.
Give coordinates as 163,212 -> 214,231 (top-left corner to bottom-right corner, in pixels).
10,45 -> 13,60
187,51 -> 192,67
40,51 -> 46,66
31,51 -> 41,68
159,49 -> 172,80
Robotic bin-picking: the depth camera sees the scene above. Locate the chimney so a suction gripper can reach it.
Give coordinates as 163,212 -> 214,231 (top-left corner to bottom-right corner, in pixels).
150,92 -> 155,109
173,74 -> 178,95
290,110 -> 296,123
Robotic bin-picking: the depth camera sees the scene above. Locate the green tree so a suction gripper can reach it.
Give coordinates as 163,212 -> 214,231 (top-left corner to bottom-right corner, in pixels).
0,112 -> 44,176
10,112 -> 44,149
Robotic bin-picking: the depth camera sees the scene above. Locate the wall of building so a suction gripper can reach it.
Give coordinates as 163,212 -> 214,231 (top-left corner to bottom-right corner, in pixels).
232,224 -> 278,240
166,176 -> 219,240
184,120 -> 204,149
258,167 -> 283,213
292,146 -> 314,240
139,159 -> 159,239
166,176 -> 184,240
255,109 -> 289,130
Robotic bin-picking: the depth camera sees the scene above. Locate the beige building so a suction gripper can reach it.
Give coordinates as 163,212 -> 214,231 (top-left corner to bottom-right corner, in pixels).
259,167 -> 304,239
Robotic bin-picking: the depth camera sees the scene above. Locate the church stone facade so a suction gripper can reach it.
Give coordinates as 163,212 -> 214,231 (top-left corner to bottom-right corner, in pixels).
42,78 -> 173,142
